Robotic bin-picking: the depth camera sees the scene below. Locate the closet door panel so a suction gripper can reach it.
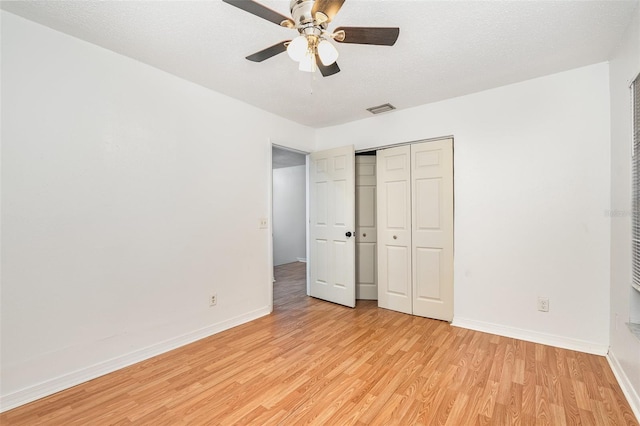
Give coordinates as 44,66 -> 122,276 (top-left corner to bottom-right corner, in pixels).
415,247 -> 442,299
411,139 -> 454,321
415,178 -> 441,230
386,246 -> 410,295
377,145 -> 412,314
356,156 -> 377,300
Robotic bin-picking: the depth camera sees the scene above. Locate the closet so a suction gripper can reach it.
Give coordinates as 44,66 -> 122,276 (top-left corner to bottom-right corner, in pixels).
376,138 -> 454,321
310,138 -> 453,321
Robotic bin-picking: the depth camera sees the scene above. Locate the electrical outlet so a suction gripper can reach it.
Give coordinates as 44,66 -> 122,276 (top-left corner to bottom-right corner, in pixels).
537,297 -> 549,312
259,218 -> 268,229
210,294 -> 217,307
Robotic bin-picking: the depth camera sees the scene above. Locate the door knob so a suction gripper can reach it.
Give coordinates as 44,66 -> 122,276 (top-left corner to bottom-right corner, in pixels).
393,235 -> 397,239
345,231 -> 352,238
363,233 -> 367,237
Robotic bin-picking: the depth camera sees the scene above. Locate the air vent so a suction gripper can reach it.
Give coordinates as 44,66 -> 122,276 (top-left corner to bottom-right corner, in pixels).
366,103 -> 396,115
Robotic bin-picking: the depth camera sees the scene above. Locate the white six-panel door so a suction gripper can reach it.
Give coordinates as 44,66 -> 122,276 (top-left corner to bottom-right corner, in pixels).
411,139 -> 454,321
309,146 -> 356,308
355,156 -> 377,300
376,145 -> 412,314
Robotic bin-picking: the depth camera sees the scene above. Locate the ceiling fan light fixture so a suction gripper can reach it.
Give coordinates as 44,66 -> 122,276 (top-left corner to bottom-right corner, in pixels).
298,52 -> 317,72
287,35 -> 308,62
317,39 -> 339,66
222,0 -> 401,77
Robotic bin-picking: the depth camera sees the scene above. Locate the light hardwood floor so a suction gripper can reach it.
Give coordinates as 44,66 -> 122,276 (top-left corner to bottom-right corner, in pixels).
1,261 -> 637,425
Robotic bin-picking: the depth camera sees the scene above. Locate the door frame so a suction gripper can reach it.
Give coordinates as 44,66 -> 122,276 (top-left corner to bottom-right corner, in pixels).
267,140 -> 310,311
354,134 -> 455,154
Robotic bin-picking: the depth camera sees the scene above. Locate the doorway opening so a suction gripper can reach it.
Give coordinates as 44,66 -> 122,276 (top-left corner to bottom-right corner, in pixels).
271,144 -> 308,312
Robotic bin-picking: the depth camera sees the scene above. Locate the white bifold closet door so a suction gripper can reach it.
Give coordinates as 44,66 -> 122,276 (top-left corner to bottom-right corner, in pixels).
377,139 -> 454,321
377,145 -> 413,314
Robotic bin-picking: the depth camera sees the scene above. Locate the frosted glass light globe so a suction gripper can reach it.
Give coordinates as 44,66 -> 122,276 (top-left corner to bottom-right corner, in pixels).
317,39 -> 339,66
298,52 -> 316,72
287,36 -> 308,62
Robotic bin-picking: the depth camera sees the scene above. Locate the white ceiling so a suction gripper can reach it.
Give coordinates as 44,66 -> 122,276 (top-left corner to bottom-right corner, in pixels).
2,0 -> 638,128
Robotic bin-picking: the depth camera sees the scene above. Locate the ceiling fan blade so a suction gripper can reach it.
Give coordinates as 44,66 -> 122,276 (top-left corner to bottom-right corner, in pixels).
316,54 -> 340,77
312,0 -> 345,23
246,41 -> 291,62
223,0 -> 294,27
334,27 -> 400,46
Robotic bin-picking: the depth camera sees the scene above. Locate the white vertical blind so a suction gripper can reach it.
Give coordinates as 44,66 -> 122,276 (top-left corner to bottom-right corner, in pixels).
633,73 -> 640,292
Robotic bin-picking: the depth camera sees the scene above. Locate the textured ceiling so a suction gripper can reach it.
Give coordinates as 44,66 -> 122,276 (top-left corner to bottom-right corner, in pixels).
2,0 -> 638,128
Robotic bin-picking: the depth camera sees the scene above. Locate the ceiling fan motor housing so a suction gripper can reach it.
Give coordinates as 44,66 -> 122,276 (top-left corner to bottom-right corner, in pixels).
290,0 -> 314,25
290,0 -> 328,33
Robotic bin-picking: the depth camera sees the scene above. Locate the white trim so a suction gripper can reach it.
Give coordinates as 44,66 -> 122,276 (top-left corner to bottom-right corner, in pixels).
607,350 -> 640,423
306,156 -> 311,296
269,141 -> 310,298
451,317 -> 609,355
0,307 -> 271,413
297,257 -> 307,263
267,138 -> 274,313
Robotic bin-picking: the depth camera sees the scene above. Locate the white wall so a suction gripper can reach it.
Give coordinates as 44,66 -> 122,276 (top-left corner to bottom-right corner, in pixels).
0,11 -> 314,409
608,3 -> 640,417
316,63 -> 612,354
272,165 -> 306,266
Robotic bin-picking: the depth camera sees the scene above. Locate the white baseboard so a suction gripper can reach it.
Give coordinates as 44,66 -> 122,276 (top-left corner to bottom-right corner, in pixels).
296,258 -> 307,263
607,350 -> 640,423
0,307 -> 271,413
451,317 -> 609,356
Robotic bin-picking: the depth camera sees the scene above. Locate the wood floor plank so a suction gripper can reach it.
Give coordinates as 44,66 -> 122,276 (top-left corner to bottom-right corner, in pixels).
1,261 -> 637,425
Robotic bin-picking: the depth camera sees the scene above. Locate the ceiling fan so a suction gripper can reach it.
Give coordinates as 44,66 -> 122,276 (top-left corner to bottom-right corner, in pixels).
222,0 -> 400,77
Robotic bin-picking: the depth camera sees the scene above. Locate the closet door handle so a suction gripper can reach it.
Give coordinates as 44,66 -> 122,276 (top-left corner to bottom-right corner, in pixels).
362,233 -> 367,238
345,231 -> 352,238
393,235 -> 397,240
